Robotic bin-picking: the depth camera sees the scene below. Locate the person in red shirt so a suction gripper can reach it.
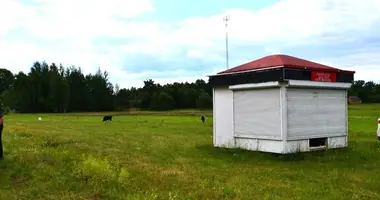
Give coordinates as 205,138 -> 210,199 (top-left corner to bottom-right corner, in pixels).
0,104 -> 3,159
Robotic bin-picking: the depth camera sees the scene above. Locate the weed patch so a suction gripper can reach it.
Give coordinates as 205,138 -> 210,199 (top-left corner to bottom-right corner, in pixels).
74,155 -> 129,186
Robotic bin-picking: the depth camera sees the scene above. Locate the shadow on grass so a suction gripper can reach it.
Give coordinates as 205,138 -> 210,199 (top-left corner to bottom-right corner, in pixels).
195,141 -> 380,165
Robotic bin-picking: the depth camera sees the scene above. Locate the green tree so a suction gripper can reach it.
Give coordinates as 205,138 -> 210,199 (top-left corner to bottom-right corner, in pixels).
115,88 -> 131,110
196,91 -> 212,109
0,68 -> 14,94
150,92 -> 175,111
0,61 -> 220,112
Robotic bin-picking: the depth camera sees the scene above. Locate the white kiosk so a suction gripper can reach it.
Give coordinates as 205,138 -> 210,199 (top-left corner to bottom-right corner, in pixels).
208,54 -> 355,154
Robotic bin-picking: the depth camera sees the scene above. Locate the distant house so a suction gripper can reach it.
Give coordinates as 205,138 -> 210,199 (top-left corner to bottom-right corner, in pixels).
348,96 -> 362,104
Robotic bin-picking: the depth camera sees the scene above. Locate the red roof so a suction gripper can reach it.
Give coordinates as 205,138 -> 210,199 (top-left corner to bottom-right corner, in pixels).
217,54 -> 355,75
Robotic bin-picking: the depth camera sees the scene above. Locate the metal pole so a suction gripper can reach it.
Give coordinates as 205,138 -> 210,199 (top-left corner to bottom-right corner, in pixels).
223,15 -> 230,69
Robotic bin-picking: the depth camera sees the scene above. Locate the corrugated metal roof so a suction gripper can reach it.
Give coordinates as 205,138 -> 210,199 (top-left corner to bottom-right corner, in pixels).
217,54 -> 355,75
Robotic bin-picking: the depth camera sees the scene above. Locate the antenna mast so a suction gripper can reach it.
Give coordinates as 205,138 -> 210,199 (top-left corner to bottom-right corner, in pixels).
223,14 -> 230,69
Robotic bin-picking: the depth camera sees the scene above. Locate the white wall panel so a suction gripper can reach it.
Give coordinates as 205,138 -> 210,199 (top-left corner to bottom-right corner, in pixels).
213,87 -> 234,147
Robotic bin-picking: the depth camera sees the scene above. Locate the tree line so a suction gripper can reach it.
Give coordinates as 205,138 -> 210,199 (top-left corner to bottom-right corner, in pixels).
348,80 -> 380,103
0,62 -> 379,113
0,62 -> 212,113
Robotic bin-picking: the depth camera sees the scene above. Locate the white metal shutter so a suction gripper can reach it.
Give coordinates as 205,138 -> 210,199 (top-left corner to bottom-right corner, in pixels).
287,88 -> 347,140
233,88 -> 281,138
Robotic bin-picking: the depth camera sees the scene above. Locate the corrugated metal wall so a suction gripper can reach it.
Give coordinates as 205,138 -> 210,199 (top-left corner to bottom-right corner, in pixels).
233,88 -> 282,139
286,88 -> 347,140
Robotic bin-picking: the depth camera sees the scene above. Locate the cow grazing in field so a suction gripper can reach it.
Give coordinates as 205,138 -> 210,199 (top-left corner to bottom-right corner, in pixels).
201,116 -> 206,123
103,115 -> 113,122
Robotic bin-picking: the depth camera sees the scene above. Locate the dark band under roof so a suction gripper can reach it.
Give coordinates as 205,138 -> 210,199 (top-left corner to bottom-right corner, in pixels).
217,54 -> 355,75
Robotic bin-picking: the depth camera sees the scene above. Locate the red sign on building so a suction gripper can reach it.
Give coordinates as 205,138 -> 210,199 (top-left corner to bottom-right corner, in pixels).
311,71 -> 337,82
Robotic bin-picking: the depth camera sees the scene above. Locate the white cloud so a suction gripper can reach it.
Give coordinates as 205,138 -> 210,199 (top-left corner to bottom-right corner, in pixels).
163,0 -> 380,45
0,0 -> 35,36
186,50 -> 203,58
0,0 -> 154,76
1,0 -> 380,89
7,0 -> 154,39
314,50 -> 380,82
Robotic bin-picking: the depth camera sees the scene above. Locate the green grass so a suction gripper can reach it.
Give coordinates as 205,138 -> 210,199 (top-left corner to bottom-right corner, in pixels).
1,104 -> 380,199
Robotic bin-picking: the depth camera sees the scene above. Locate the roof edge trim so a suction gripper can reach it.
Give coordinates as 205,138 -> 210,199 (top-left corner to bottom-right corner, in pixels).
207,65 -> 284,77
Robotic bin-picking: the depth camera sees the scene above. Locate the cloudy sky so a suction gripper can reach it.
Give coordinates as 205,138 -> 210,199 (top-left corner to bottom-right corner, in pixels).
1,0 -> 380,88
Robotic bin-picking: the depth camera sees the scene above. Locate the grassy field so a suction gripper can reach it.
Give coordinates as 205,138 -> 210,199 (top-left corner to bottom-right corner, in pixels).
0,104 -> 380,199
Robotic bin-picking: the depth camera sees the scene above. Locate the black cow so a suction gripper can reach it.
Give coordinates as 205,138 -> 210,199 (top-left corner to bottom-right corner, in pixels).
103,115 -> 113,122
201,116 -> 206,123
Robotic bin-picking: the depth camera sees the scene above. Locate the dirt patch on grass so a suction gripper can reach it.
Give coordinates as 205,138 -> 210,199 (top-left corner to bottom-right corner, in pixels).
12,175 -> 26,185
87,193 -> 103,200
161,168 -> 185,176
